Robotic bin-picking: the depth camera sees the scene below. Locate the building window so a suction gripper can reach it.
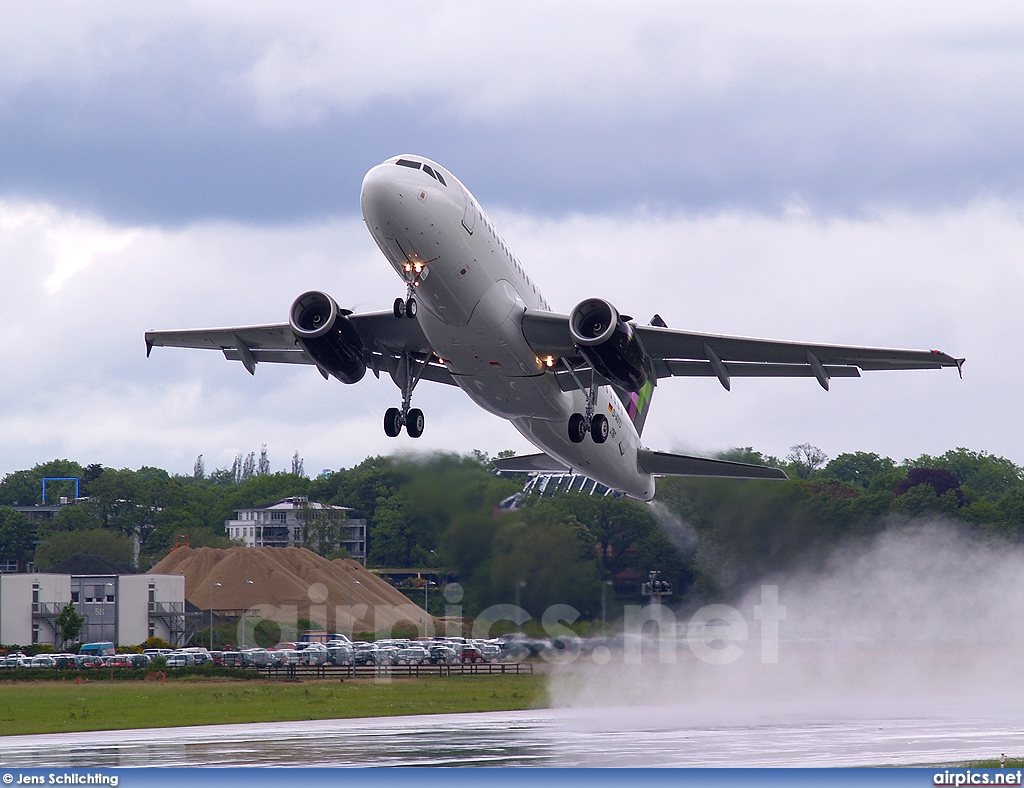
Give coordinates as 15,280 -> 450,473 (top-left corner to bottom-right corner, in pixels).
32,623 -> 39,645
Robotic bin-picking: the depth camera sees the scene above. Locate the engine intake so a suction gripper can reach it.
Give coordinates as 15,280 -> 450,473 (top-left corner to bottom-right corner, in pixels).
569,298 -> 650,392
289,291 -> 366,384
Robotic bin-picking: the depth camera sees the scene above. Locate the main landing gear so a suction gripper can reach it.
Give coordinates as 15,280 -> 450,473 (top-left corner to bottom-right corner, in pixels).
383,351 -> 429,438
562,361 -> 609,445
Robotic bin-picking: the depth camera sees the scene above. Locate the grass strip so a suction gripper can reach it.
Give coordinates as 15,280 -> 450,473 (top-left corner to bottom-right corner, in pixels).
0,674 -> 546,736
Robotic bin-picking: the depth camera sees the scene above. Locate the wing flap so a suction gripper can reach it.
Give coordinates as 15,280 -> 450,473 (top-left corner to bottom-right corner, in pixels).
637,449 -> 788,480
656,360 -> 862,379
145,324 -> 297,355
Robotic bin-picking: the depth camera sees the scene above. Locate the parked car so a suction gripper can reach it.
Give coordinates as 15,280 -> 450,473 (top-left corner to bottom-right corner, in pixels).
427,645 -> 458,665
220,651 -> 243,667
394,646 -> 430,665
30,655 -> 56,668
353,645 -> 382,666
327,644 -> 353,666
240,648 -> 273,668
164,653 -> 190,668
459,646 -> 485,663
104,655 -> 132,669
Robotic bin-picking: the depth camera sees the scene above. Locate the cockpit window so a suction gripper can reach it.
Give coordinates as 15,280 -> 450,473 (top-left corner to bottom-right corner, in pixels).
422,165 -> 437,180
434,170 -> 447,186
396,159 -> 421,169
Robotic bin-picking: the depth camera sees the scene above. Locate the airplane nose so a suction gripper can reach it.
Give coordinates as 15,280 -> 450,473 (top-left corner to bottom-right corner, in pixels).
360,163 -> 407,229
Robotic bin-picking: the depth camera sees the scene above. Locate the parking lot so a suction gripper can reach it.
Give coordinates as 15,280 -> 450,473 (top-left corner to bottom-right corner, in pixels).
0,634 -> 551,677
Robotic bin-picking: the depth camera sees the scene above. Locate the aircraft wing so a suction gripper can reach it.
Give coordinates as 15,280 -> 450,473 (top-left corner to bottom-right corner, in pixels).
145,311 -> 457,385
521,310 -> 964,391
637,449 -> 788,480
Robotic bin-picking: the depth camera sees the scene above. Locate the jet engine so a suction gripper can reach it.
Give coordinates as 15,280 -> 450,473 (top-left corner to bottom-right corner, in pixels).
289,291 -> 366,384
568,298 -> 651,392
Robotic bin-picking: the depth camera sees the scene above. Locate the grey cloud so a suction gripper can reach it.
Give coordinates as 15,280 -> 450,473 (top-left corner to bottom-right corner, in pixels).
2,5 -> 1024,223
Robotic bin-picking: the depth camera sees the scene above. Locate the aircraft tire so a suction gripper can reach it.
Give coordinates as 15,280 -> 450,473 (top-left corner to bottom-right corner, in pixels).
591,414 -> 609,444
406,408 -> 425,438
384,407 -> 402,437
406,297 -> 417,318
393,298 -> 406,318
568,413 -> 587,443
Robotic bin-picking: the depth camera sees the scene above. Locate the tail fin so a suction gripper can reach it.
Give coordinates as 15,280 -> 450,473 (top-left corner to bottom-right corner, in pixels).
614,380 -> 654,437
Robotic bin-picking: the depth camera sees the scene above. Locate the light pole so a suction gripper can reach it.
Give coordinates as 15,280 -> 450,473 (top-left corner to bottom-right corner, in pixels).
425,549 -> 438,623
348,579 -> 360,642
209,581 -> 221,651
601,580 -> 613,632
240,579 -> 253,649
515,580 -> 527,630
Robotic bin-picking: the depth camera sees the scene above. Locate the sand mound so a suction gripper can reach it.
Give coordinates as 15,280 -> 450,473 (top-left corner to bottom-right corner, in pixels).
150,546 -> 429,634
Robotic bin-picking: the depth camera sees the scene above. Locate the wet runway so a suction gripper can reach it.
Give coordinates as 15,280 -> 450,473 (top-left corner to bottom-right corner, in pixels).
2,708 -> 1022,768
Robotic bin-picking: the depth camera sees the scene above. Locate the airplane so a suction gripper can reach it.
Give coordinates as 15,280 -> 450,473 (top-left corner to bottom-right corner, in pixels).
145,155 -> 964,501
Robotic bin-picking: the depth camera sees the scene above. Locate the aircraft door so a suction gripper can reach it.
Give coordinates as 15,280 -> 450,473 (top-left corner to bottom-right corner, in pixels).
461,189 -> 476,235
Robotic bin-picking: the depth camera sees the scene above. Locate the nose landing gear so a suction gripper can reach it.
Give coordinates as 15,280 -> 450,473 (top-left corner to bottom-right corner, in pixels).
393,259 -> 429,319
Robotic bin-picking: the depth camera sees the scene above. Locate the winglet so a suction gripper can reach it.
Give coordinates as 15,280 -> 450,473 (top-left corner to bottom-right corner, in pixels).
956,358 -> 965,379
145,337 -> 153,358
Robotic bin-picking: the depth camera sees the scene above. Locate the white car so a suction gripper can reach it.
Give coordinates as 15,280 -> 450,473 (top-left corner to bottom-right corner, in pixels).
394,646 -> 430,665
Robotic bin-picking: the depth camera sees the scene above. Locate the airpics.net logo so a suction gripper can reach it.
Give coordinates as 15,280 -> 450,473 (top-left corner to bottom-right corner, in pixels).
934,770 -> 1022,785
235,582 -> 787,666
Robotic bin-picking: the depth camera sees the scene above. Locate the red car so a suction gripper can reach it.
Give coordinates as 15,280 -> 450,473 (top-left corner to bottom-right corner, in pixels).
460,646 -> 485,663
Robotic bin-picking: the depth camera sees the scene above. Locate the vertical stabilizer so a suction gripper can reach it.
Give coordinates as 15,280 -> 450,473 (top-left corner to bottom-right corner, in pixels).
614,380 -> 654,437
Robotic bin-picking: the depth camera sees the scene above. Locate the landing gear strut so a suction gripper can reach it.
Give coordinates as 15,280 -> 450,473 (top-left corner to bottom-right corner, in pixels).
561,359 -> 609,444
383,351 -> 429,438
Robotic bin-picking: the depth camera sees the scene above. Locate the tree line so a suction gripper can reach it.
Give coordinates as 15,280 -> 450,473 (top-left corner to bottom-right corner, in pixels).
1,444 -> 1022,618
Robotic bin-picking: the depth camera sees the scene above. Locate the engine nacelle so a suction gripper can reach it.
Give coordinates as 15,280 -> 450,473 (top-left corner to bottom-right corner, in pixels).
569,298 -> 650,392
289,291 -> 366,384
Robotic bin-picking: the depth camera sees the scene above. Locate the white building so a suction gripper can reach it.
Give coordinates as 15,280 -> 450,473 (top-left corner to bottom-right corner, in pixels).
71,573 -> 186,646
225,496 -> 367,563
0,573 -> 71,647
0,572 -> 186,647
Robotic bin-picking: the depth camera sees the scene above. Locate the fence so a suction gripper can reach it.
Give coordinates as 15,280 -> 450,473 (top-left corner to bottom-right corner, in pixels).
259,661 -> 534,680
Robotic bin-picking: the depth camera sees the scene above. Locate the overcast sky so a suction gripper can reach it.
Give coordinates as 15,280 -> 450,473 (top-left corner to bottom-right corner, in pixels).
1,2 -> 1022,479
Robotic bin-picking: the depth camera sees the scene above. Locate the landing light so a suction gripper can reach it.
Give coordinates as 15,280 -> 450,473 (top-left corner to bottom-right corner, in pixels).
544,356 -> 555,368
404,264 -> 412,272
414,263 -> 423,273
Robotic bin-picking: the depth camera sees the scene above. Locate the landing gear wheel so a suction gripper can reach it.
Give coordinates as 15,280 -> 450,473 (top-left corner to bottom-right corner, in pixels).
591,413 -> 609,444
568,413 -> 587,444
393,298 -> 406,318
406,407 -> 424,438
384,407 -> 402,437
405,297 -> 417,318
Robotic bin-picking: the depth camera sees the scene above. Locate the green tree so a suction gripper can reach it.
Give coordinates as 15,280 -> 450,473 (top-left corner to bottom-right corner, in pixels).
0,507 -> 32,565
34,529 -> 134,570
823,452 -> 897,488
55,603 -> 84,648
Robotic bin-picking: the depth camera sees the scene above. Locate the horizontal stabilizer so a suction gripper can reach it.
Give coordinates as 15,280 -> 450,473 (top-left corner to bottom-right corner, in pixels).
637,449 -> 788,480
492,453 -> 569,473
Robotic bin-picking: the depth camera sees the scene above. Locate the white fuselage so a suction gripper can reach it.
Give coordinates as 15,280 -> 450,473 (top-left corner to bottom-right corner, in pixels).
360,156 -> 656,500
